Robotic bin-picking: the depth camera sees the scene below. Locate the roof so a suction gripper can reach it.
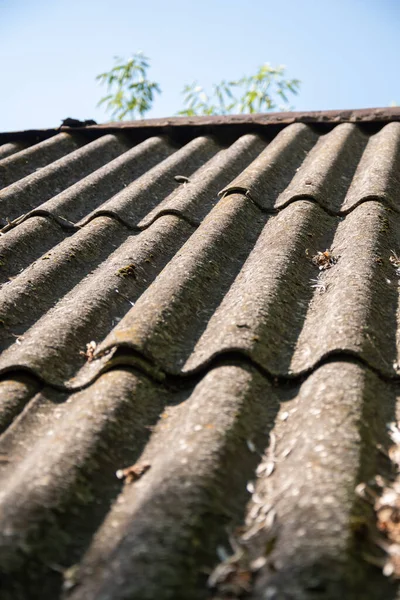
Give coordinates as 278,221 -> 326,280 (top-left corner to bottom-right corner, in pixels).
0,107 -> 400,599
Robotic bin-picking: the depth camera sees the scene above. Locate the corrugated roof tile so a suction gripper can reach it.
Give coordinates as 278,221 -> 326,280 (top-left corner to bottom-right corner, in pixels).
19,135 -> 176,228
0,215 -> 70,284
275,123 -> 368,212
75,135 -> 223,228
219,123 -> 319,207
0,140 -> 29,161
343,121 -> 400,212
0,373 -> 40,434
0,215 -> 194,386
0,132 -> 84,189
136,133 -> 267,228
1,110 -> 400,599
0,133 -> 132,224
211,362 -> 397,600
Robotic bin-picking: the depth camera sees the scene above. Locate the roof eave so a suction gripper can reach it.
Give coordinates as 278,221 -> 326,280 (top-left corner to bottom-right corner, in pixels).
2,107 -> 400,145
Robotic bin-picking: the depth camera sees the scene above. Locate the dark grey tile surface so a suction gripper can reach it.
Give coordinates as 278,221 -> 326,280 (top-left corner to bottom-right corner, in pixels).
0,117 -> 400,599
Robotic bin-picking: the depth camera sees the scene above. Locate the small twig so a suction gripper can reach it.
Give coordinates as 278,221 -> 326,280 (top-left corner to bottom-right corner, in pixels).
0,214 -> 27,234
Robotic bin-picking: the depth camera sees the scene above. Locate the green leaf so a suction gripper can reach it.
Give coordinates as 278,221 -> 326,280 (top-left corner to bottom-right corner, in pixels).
95,52 -> 161,120
97,54 -> 300,120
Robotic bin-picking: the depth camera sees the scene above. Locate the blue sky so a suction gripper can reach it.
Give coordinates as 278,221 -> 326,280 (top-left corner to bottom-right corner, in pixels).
1,0 -> 399,132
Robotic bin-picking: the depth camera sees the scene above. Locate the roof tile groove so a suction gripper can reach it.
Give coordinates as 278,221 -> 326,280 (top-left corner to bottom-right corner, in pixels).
17,135 -> 177,229
0,373 -> 41,434
0,215 -> 194,386
0,216 -> 133,346
344,121 -> 400,211
75,135 -> 224,228
1,113 -> 400,598
1,176 -> 400,386
211,362 -> 398,600
221,122 -> 400,215
2,196 -> 391,388
0,216 -> 71,284
0,368 -> 174,598
0,140 -> 29,161
290,201 -> 398,375
275,123 -> 368,212
135,133 -> 267,228
0,133 -> 133,225
0,364 -> 279,599
96,193 -> 268,376
220,123 -> 319,205
0,132 -> 84,189
0,361 -> 397,599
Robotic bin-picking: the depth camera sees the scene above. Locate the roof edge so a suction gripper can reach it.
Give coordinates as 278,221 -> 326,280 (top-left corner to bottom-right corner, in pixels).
87,107 -> 400,128
2,107 -> 400,145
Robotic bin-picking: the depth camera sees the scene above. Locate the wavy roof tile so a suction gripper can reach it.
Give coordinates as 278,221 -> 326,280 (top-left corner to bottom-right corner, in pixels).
1,108 -> 400,599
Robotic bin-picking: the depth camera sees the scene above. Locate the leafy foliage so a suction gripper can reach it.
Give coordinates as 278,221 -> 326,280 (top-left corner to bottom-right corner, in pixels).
96,52 -> 161,120
96,56 -> 300,120
179,64 -> 300,116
